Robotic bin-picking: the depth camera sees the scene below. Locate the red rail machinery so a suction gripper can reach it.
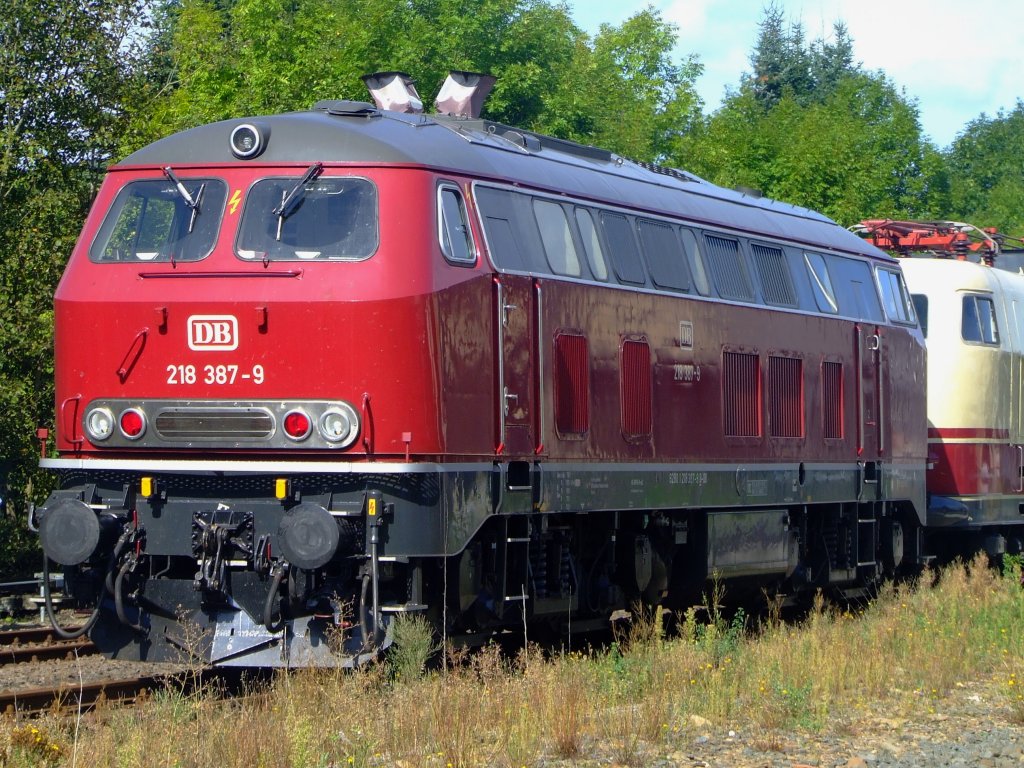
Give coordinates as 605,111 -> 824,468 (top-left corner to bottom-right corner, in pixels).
852,219 -> 1023,265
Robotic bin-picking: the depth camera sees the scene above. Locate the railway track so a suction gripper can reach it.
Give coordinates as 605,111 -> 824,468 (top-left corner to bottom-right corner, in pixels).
0,626 -> 97,665
0,675 -> 161,715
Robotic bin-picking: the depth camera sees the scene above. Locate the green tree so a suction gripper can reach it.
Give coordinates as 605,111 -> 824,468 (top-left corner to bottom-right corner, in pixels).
945,101 -> 1024,236
570,10 -> 703,161
681,74 -> 945,226
747,3 -> 812,108
126,0 -> 702,163
679,6 -> 946,226
809,21 -> 856,99
0,0 -> 145,576
747,5 -> 863,109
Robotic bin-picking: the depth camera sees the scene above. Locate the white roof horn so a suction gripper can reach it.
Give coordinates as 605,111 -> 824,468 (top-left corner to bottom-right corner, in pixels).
361,72 -> 424,114
434,70 -> 496,119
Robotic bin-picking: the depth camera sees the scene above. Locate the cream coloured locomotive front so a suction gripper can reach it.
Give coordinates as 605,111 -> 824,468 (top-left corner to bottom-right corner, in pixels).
900,258 -> 1024,529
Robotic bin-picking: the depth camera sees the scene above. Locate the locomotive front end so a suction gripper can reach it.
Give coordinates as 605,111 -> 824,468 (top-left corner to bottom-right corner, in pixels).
33,108 -> 454,666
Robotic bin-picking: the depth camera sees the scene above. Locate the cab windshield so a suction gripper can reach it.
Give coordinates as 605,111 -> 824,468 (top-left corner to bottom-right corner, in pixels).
236,176 -> 378,261
90,178 -> 227,262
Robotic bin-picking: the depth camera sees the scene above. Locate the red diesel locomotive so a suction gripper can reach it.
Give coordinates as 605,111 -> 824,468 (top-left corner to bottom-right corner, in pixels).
34,73 -> 927,666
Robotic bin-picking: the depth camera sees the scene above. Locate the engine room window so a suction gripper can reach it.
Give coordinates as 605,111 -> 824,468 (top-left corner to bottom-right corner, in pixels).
877,268 -> 917,324
533,199 -> 581,277
679,229 -> 710,295
962,295 -> 1000,345
638,219 -> 690,292
600,212 -> 647,285
804,252 -> 838,313
574,208 -> 608,281
438,186 -> 475,264
236,176 -> 377,260
90,178 -> 227,262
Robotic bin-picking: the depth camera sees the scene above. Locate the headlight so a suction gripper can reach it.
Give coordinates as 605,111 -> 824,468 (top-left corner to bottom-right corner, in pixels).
229,122 -> 269,159
85,407 -> 115,441
319,404 -> 359,447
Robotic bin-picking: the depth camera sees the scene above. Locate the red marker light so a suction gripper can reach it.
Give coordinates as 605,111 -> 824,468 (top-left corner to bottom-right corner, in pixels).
283,410 -> 312,440
119,408 -> 146,439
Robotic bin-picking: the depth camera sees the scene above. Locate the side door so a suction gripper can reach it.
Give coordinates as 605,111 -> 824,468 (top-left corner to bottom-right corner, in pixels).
494,274 -> 536,456
855,323 -> 881,461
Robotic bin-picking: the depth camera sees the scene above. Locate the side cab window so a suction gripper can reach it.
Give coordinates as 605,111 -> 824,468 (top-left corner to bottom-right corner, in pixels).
438,184 -> 475,264
962,294 -> 1000,345
877,268 -> 917,324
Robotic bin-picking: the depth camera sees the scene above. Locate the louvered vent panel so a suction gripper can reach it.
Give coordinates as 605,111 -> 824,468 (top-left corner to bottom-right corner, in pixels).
554,333 -> 590,436
705,236 -> 754,301
620,339 -> 652,439
768,356 -> 803,437
154,408 -> 274,440
723,351 -> 761,437
751,244 -> 797,306
822,360 -> 844,439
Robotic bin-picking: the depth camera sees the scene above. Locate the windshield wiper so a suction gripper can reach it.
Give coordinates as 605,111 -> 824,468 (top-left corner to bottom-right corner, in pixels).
163,166 -> 205,234
273,162 -> 323,241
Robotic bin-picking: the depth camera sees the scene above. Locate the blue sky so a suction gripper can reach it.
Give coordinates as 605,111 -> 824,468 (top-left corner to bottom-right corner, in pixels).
565,0 -> 1024,148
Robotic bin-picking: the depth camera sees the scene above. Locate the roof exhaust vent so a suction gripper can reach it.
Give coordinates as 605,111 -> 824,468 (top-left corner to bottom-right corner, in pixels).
434,70 -> 496,119
361,71 -> 423,114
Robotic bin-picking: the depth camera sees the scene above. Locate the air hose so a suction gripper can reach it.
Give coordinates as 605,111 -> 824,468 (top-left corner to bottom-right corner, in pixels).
263,563 -> 288,633
42,556 -> 101,640
113,558 -> 146,634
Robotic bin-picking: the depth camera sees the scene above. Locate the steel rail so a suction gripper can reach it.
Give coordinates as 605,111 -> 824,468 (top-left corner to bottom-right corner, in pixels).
0,676 -> 161,716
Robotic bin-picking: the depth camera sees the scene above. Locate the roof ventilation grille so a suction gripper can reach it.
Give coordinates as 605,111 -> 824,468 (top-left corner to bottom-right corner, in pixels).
634,160 -> 697,183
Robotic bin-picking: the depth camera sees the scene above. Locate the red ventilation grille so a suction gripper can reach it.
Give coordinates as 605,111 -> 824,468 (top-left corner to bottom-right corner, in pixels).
554,332 -> 590,436
723,351 -> 761,437
620,339 -> 652,439
768,356 -> 803,437
822,360 -> 844,439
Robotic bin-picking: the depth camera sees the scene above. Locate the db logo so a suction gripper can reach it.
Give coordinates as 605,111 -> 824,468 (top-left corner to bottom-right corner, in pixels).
187,315 -> 238,351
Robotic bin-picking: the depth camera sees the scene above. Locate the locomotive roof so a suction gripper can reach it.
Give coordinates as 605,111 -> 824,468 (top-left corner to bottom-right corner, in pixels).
119,101 -> 888,260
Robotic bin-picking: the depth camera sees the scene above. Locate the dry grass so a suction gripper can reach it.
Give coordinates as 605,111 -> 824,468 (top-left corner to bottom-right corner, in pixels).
3,554 -> 1024,767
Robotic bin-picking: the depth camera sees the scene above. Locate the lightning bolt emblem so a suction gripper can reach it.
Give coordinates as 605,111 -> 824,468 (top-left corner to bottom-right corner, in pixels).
228,189 -> 242,215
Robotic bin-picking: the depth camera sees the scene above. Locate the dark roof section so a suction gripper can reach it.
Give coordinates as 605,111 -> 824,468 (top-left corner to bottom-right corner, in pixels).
116,104 -> 888,260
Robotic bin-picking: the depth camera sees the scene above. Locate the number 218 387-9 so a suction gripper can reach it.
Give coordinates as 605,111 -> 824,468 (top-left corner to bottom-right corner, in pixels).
166,364 -> 265,385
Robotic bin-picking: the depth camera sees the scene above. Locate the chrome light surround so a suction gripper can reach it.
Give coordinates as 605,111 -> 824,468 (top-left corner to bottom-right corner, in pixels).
318,403 -> 360,447
229,122 -> 269,159
85,407 -> 115,442
282,408 -> 313,441
118,407 -> 147,441
81,399 -> 360,450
